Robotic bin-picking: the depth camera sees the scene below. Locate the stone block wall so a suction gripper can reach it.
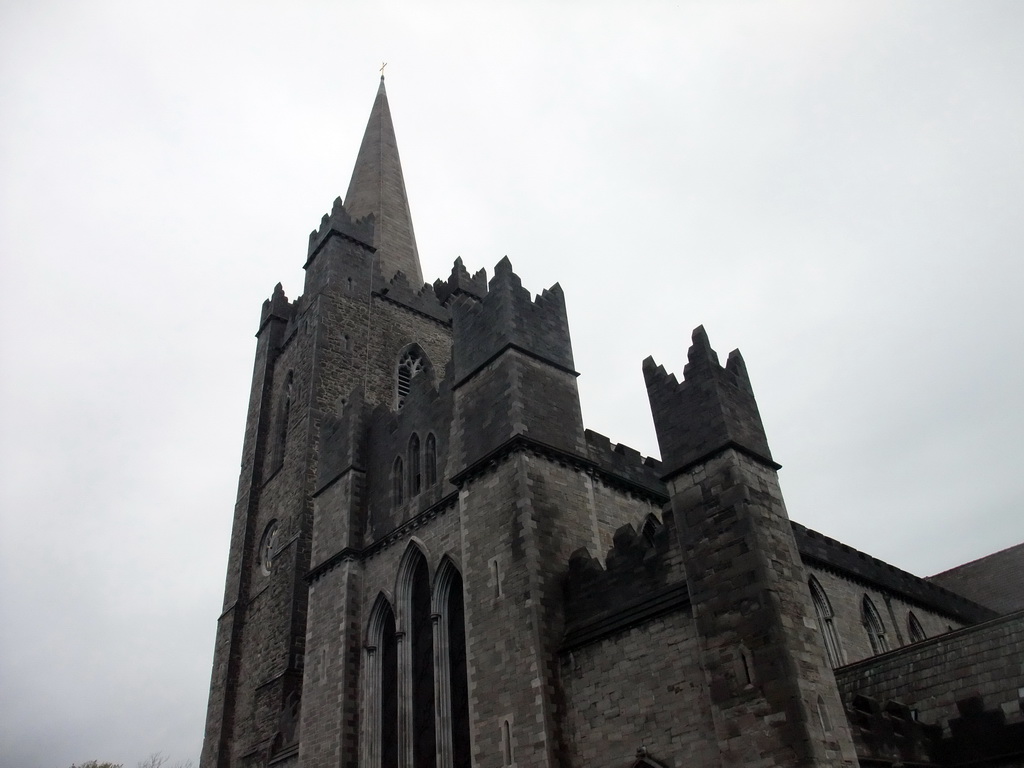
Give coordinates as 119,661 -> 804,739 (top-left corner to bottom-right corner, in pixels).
835,610 -> 1024,732
559,610 -> 719,768
299,558 -> 362,768
458,452 -> 603,768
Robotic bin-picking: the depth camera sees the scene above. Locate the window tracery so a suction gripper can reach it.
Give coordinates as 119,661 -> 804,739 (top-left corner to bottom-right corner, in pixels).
395,349 -> 426,409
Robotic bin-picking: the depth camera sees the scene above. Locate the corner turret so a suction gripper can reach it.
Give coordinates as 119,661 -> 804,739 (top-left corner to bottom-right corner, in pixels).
450,257 -> 585,474
258,282 -> 295,334
644,326 -> 858,767
433,257 -> 487,306
643,325 -> 775,480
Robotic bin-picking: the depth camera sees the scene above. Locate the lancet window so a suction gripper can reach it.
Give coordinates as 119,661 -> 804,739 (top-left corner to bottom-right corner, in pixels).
908,611 -> 927,643
435,560 -> 471,768
364,546 -> 470,768
365,596 -> 398,768
862,595 -> 889,655
640,513 -> 663,547
809,576 -> 843,668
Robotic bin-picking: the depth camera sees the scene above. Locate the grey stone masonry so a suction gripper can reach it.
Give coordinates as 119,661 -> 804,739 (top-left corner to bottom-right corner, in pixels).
647,328 -> 858,767
202,77 -> 1024,768
643,325 -> 774,477
836,610 -> 1024,765
450,257 -> 584,471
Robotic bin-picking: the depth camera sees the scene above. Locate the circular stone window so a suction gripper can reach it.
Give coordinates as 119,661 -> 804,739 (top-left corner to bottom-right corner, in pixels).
259,520 -> 280,576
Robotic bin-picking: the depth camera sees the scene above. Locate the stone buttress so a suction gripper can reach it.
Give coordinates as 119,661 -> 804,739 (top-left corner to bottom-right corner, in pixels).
448,258 -> 603,768
644,327 -> 859,768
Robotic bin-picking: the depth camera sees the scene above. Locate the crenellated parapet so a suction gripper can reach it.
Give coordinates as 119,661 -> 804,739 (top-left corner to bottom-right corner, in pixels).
374,269 -> 451,325
451,256 -> 575,387
563,513 -> 689,649
794,522 -> 997,624
643,325 -> 775,480
433,257 -> 487,306
847,694 -> 943,765
305,196 -> 375,265
258,282 -> 296,335
449,257 -> 585,470
582,429 -> 665,500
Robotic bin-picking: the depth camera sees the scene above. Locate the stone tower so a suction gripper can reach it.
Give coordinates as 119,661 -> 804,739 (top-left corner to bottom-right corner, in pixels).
200,76 -> 449,768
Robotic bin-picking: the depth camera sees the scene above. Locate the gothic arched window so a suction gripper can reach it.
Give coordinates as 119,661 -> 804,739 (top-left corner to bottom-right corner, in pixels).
908,611 -> 927,643
809,576 -> 843,668
393,457 -> 405,506
395,546 -> 436,768
395,348 -> 426,409
364,595 -> 398,768
409,433 -> 421,497
640,513 -> 662,547
862,595 -> 889,655
434,559 -> 471,768
424,433 -> 437,487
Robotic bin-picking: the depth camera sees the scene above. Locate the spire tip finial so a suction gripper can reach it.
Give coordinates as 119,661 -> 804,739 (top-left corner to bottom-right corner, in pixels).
379,61 -> 387,79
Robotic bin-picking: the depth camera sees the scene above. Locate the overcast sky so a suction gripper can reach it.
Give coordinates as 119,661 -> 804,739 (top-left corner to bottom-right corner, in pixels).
1,2 -> 1022,767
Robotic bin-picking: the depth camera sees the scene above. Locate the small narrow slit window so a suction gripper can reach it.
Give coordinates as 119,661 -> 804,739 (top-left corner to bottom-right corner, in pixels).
501,719 -> 513,767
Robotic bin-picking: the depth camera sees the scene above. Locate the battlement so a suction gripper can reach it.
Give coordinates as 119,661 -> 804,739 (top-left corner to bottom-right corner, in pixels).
305,196 -> 376,266
846,694 -> 943,765
845,691 -> 1024,766
373,269 -> 451,325
583,429 -> 665,499
433,257 -> 487,306
451,257 -> 575,387
563,513 -> 689,649
258,282 -> 296,334
793,522 -> 997,624
643,325 -> 774,480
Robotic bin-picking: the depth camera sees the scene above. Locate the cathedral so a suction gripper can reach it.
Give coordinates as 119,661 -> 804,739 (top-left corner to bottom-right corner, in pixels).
200,78 -> 1024,768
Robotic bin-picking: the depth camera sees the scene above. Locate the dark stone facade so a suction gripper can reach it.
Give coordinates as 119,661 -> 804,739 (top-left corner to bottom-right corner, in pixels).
200,80 -> 1024,768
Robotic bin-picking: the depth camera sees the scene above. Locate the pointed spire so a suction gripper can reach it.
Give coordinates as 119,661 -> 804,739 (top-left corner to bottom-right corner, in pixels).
343,76 -> 423,286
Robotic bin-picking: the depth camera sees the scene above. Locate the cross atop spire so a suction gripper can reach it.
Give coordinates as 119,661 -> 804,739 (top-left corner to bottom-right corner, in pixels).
343,76 -> 423,286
